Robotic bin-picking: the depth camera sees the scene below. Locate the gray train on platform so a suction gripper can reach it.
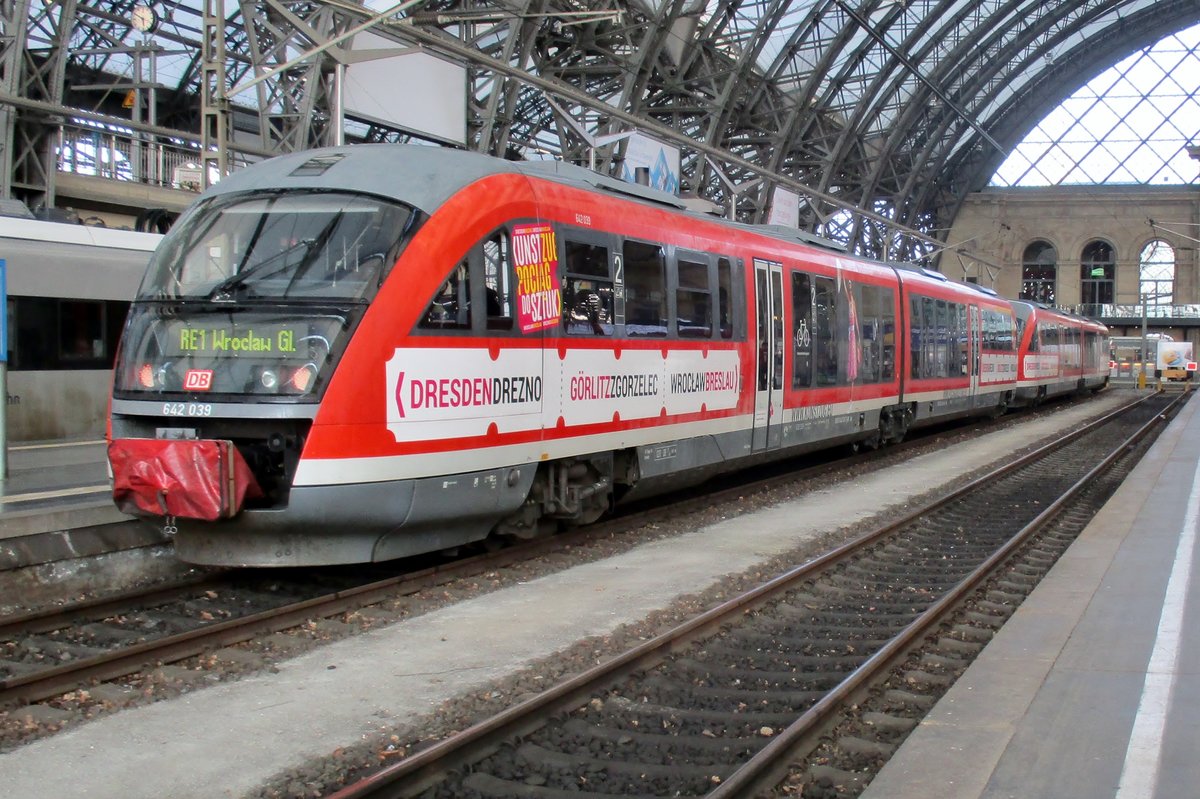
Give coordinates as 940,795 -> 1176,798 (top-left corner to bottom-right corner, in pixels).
0,215 -> 161,441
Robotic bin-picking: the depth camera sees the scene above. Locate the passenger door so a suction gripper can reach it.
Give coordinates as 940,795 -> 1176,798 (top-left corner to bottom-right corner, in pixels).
753,259 -> 784,451
969,304 -> 981,397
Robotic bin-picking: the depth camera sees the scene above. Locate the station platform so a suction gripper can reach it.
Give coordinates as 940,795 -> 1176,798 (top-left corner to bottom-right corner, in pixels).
862,389 -> 1200,799
0,440 -> 156,577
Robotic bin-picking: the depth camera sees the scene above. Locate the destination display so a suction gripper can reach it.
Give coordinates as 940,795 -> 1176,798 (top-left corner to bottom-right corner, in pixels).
158,315 -> 344,359
176,325 -> 302,355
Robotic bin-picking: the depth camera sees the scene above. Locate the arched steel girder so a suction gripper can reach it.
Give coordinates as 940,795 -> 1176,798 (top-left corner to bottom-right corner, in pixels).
235,0 -> 351,151
686,0 -> 805,200
885,2 -> 1124,244
894,0 -> 1198,251
453,2 -> 548,155
818,0 -> 1039,250
758,0 -> 880,192
874,1 -> 1140,229
8,0 -> 77,210
11,0 -> 1200,262
937,0 -> 1200,224
815,0 -> 979,192
745,0 -> 1051,251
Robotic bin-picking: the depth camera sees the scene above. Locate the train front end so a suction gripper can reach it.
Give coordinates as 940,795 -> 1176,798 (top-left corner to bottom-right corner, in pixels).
108,180 -> 419,565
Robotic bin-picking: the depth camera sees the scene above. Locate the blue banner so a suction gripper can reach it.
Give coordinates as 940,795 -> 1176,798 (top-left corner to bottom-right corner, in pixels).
0,258 -> 6,363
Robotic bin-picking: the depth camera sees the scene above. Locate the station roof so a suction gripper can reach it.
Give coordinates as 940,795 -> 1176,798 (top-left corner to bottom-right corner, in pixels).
16,0 -> 1200,257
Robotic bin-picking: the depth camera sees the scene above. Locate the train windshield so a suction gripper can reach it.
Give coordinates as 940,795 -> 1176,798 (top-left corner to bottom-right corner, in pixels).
140,191 -> 415,301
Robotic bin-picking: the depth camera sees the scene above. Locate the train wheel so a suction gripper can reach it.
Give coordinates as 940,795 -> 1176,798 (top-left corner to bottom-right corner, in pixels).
879,407 -> 910,445
850,434 -> 880,454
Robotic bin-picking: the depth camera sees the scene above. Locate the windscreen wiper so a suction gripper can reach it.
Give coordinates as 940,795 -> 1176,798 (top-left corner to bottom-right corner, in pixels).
208,238 -> 317,300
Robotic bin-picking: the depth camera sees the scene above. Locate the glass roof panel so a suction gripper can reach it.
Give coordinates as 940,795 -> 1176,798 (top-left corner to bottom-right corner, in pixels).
991,21 -> 1200,186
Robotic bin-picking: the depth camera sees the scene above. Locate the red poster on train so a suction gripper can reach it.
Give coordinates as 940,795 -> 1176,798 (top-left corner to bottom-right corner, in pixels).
512,223 -> 562,333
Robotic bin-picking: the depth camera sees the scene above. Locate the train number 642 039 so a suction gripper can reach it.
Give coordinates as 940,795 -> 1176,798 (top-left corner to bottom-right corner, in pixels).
162,402 -> 213,417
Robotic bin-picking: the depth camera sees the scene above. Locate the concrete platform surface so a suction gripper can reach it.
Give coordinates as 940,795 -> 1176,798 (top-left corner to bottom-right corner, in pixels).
861,390 -> 1200,799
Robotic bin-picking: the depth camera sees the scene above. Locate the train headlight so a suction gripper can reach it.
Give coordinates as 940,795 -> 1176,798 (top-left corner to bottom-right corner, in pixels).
137,363 -> 155,389
289,363 -> 317,393
260,368 -> 280,390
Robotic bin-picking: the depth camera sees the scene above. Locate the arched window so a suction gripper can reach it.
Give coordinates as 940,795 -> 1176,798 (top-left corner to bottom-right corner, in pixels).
1080,240 -> 1115,305
1139,240 -> 1175,305
1021,241 -> 1057,304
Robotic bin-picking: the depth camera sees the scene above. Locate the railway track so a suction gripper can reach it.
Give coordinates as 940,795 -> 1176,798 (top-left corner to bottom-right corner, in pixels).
322,391 -> 1183,799
0,397 -> 1084,716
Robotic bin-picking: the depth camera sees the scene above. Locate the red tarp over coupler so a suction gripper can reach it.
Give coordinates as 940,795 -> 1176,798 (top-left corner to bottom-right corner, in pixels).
109,439 -> 263,521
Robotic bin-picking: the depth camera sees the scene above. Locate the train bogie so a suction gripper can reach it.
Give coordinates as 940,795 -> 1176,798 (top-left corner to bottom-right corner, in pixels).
106,145 -> 1108,566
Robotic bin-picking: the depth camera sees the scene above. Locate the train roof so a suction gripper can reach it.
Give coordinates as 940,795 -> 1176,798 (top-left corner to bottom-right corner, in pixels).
1010,299 -> 1108,330
203,145 -> 522,213
206,145 -> 715,217
0,216 -> 161,300
0,215 -> 160,252
200,147 -> 1038,309
204,145 -> 868,265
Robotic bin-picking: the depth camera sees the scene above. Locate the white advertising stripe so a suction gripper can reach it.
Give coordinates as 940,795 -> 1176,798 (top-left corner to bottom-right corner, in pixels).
385,348 -> 545,441
385,346 -> 742,443
980,353 -> 1018,384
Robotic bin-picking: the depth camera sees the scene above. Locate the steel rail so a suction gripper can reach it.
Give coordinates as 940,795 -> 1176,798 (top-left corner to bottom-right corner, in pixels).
0,395 -> 1135,710
0,574 -> 220,639
707,390 -> 1187,797
326,392 -> 1162,799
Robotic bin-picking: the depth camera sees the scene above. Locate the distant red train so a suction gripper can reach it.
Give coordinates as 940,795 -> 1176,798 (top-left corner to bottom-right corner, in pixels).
106,145 -> 1110,566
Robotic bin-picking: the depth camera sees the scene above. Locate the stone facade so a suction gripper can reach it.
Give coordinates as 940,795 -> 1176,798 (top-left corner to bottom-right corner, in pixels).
943,185 -> 1200,343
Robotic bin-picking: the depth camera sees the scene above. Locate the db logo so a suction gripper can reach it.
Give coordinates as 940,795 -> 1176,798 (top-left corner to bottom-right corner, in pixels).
184,369 -> 214,390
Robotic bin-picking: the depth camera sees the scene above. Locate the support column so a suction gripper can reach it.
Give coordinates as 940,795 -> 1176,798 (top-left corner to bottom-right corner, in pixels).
201,0 -> 229,188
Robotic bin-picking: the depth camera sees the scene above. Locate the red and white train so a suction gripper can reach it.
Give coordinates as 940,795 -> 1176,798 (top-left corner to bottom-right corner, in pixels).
106,145 -> 1109,566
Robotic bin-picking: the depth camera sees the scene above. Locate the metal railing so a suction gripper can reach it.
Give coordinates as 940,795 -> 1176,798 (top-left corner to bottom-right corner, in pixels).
55,120 -> 256,192
1074,304 -> 1200,322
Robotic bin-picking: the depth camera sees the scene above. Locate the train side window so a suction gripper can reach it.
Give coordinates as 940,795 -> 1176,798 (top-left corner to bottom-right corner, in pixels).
791,272 -> 813,388
419,262 -> 471,330
482,231 -> 514,331
416,227 -> 515,334
855,284 -> 887,384
813,276 -> 839,386
717,257 -> 735,339
950,302 -> 965,377
676,255 -> 712,339
921,297 -> 936,378
909,297 -> 922,379
563,240 -> 613,336
933,299 -> 948,378
879,287 -> 895,379
9,296 -> 128,371
60,300 -> 107,361
623,241 -> 667,337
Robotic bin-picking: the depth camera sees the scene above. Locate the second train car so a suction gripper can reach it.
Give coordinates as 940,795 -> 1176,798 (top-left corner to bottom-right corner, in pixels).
107,145 -> 1109,566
